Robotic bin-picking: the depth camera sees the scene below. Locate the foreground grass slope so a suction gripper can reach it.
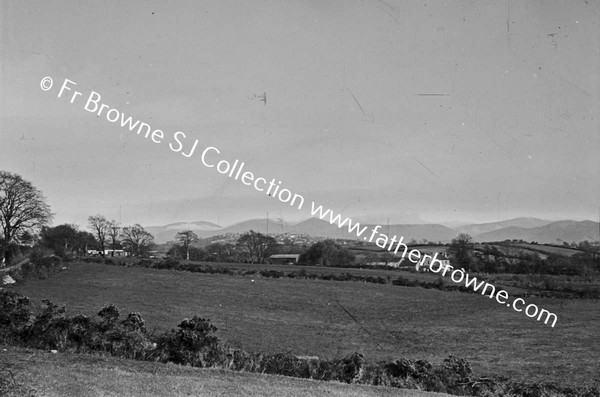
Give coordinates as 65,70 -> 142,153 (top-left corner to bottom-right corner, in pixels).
1,346 -> 449,397
13,261 -> 600,386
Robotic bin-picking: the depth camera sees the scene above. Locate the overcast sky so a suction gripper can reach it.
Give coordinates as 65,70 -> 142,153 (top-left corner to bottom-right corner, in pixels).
1,0 -> 599,228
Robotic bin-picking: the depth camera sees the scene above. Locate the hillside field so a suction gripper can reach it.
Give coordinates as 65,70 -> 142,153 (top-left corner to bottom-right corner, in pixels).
1,345 -> 449,397
12,261 -> 600,388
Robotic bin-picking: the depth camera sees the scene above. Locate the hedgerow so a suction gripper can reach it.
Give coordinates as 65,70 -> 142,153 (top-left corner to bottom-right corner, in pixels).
87,258 -> 599,300
0,289 -> 597,396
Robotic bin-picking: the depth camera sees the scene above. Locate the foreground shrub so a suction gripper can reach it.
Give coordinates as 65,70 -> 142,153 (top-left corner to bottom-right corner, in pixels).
17,255 -> 63,282
91,305 -> 154,359
0,290 -> 32,342
20,299 -> 71,349
260,353 -> 310,377
154,316 -> 222,367
155,258 -> 180,269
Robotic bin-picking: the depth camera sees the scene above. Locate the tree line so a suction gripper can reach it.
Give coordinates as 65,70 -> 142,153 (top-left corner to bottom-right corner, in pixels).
2,170 -> 599,274
0,170 -> 156,263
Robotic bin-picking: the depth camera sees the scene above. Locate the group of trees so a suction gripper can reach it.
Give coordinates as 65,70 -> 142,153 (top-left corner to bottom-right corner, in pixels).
446,233 -> 600,275
36,217 -> 156,259
298,239 -> 355,267
167,232 -> 357,266
167,229 -> 278,264
84,215 -> 155,258
40,224 -> 96,258
237,230 -> 277,263
0,170 -> 155,264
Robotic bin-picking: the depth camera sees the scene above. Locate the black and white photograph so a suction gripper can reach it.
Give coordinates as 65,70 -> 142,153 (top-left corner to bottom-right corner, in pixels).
1,1 -> 599,396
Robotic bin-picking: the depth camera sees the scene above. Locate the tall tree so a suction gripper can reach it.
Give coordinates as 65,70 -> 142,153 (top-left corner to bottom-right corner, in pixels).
237,230 -> 277,264
175,230 -> 199,260
0,171 -> 52,264
41,224 -> 78,257
299,239 -> 355,267
88,215 -> 110,256
121,224 -> 154,257
108,220 -> 121,257
41,224 -> 97,258
448,233 -> 474,270
205,242 -> 238,262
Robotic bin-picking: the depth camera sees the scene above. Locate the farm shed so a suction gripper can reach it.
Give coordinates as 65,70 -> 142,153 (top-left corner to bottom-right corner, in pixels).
268,254 -> 300,264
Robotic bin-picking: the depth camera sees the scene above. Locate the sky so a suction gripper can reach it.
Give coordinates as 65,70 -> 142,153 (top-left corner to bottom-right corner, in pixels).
1,0 -> 599,229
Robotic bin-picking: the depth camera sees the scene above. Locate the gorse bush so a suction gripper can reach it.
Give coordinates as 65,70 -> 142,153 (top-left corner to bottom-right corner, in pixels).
154,316 -> 221,367
0,290 -> 31,343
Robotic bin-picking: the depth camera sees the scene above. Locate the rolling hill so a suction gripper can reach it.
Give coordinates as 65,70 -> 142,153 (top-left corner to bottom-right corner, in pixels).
145,217 -> 599,245
146,217 -> 459,243
456,217 -> 553,236
146,221 -> 222,242
473,220 -> 600,244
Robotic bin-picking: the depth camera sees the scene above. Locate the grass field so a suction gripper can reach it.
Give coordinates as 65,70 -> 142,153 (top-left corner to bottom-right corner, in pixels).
12,261 -> 600,387
512,243 -> 584,257
141,260 -> 533,295
1,345 -> 449,397
473,242 -> 585,259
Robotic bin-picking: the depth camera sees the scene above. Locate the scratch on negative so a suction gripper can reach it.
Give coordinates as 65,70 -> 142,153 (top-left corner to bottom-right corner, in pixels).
413,157 -> 441,180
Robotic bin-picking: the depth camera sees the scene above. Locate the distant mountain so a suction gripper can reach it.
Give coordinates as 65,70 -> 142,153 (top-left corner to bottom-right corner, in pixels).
146,221 -> 222,243
457,217 -> 553,236
222,218 -> 459,242
287,218 -> 349,238
383,224 -> 458,243
145,217 -> 598,245
473,220 -> 600,244
163,221 -> 222,231
219,218 -> 293,235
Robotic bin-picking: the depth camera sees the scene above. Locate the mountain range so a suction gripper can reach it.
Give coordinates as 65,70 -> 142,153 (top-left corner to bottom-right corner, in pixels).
146,217 -> 600,245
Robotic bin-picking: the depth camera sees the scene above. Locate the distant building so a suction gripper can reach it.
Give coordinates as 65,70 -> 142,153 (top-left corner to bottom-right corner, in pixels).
418,252 -> 451,272
365,260 -> 405,268
104,249 -> 128,257
87,249 -> 129,257
268,254 -> 300,264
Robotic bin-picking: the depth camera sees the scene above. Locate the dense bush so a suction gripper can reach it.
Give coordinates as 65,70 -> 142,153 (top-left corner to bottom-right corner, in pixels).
0,290 -> 32,343
155,258 -> 181,269
137,259 -> 154,268
154,316 -> 221,367
16,255 -> 63,282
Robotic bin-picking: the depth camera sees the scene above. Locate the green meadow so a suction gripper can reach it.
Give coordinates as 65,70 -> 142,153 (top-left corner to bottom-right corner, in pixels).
13,261 -> 600,387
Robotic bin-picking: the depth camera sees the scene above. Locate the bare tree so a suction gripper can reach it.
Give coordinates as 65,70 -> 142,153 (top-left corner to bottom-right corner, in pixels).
237,230 -> 277,264
108,220 -> 121,257
175,230 -> 199,260
0,171 -> 52,264
121,224 -> 154,257
88,215 -> 110,256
